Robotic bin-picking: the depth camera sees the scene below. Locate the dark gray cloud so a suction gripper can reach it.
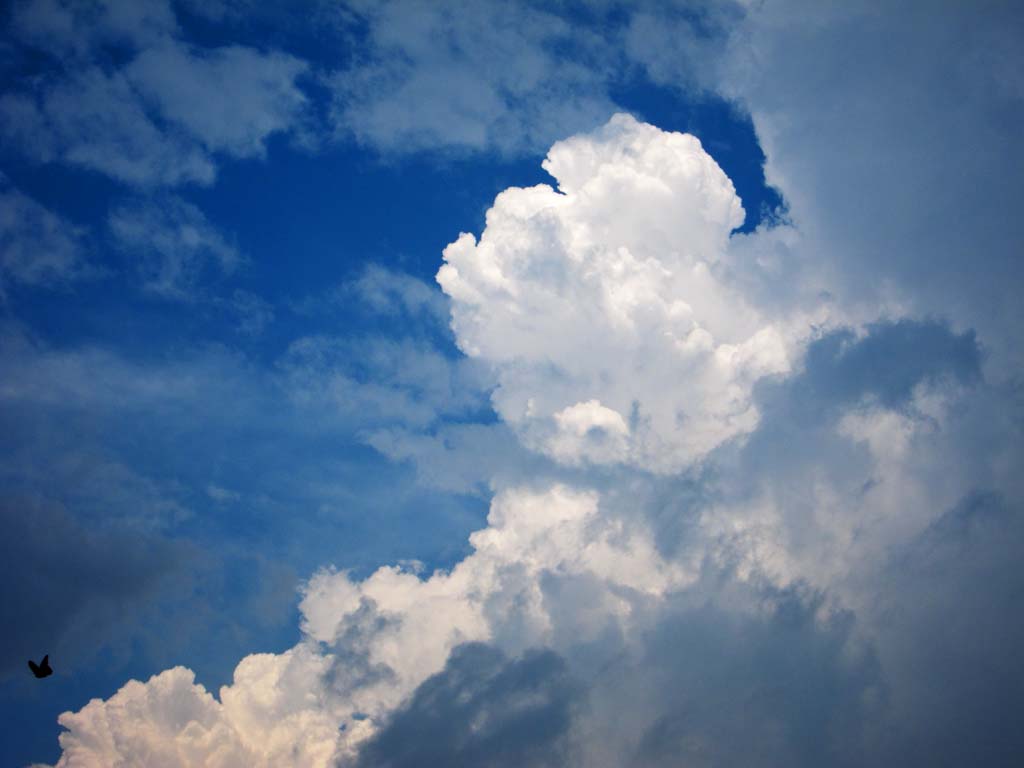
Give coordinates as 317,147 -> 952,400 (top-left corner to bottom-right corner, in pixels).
621,582 -> 880,768
354,643 -> 582,768
708,2 -> 1024,367
868,490 -> 1024,767
324,598 -> 399,696
638,318 -> 984,559
761,318 -> 982,422
733,318 -> 983,498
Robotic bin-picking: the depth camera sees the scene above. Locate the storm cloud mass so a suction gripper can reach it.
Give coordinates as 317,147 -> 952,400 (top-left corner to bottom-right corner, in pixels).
2,1 -> 1022,767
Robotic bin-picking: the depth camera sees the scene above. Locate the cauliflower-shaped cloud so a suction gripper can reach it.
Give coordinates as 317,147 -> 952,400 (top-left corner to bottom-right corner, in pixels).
46,484 -> 687,766
438,113 -> 790,472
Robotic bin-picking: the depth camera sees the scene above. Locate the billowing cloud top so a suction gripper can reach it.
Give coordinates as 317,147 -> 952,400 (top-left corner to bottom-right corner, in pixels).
439,114 -> 790,472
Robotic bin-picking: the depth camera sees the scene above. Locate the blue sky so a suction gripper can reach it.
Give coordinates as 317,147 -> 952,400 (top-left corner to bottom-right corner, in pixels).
1,2 -> 1022,767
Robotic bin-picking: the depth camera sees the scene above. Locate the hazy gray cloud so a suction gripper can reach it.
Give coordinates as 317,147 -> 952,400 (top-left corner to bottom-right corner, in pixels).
0,175 -> 92,290
329,0 -> 619,155
350,264 -> 452,329
671,1 -> 1024,371
9,0 -> 177,57
108,195 -> 242,299
583,579 -> 881,768
280,333 -> 490,432
0,67 -> 218,187
224,289 -> 276,336
2,0 -> 310,187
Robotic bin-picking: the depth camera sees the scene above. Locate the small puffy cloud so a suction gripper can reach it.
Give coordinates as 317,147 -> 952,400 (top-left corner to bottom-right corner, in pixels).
0,67 -> 218,188
438,113 -> 791,472
0,176 -> 91,289
2,0 -> 309,187
125,42 -> 308,160
109,196 -> 242,299
548,399 -> 630,466
224,289 -> 275,336
49,646 -> 362,768
9,0 -> 178,58
280,334 -> 489,431
363,422 -> 530,496
350,264 -> 450,328
206,484 -> 241,503
290,265 -> 452,338
329,0 -> 617,155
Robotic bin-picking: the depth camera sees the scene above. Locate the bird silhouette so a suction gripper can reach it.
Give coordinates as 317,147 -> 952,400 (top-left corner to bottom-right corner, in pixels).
28,655 -> 52,679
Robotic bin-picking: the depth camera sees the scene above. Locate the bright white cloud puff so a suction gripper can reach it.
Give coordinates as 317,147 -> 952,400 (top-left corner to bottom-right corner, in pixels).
439,113 -> 791,472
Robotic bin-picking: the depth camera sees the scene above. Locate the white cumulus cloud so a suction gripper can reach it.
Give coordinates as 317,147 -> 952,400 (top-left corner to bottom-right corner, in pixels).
46,482 -> 688,766
438,113 -> 792,472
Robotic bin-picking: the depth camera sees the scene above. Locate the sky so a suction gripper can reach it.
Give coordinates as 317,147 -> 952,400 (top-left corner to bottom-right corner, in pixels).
0,1 -> 1022,766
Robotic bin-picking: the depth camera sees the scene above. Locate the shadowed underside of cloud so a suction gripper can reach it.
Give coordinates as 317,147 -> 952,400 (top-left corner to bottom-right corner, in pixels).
353,643 -> 580,768
620,585 -> 880,768
871,490 -> 1024,767
0,175 -> 91,291
796,319 -> 982,410
752,318 -> 983,432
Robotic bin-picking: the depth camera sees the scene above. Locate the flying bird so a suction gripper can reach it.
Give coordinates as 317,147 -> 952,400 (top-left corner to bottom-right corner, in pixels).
28,655 -> 52,679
